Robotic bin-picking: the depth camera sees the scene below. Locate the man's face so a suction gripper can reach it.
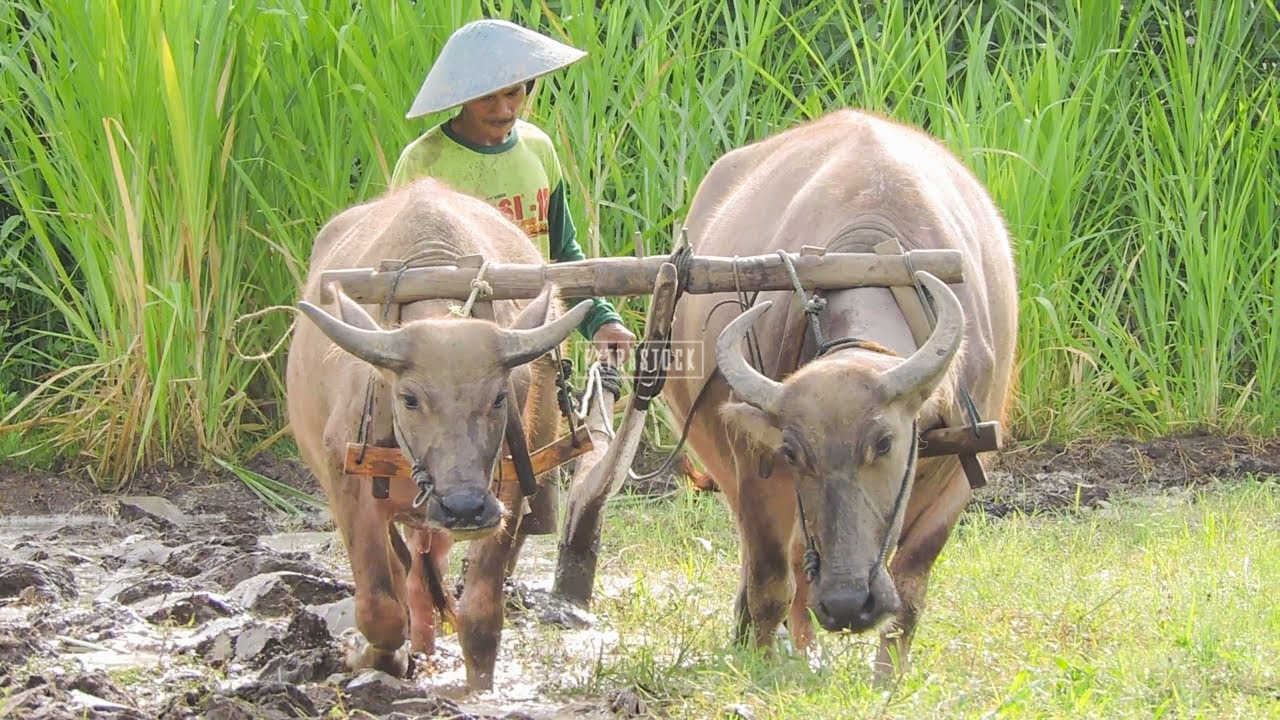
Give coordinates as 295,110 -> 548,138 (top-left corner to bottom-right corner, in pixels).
455,83 -> 528,146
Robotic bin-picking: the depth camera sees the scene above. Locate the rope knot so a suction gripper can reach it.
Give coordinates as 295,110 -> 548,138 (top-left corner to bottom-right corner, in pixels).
803,296 -> 827,315
457,260 -> 492,317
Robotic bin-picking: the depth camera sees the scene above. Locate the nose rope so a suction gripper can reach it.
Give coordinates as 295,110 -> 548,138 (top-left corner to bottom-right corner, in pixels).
796,493 -> 820,583
392,413 -> 436,509
794,421 -> 918,583
876,421 -> 918,570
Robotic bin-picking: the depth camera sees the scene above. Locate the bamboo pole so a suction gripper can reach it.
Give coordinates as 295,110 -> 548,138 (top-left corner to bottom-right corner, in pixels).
317,249 -> 964,304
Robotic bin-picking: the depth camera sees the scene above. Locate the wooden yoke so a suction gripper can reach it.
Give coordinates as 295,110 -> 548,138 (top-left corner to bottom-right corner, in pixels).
318,249 -> 965,304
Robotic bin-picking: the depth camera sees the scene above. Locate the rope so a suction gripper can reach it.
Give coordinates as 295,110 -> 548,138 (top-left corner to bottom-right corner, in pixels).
877,421 -> 919,568
230,304 -> 298,362
456,261 -> 493,318
732,255 -> 765,372
668,237 -> 695,304
575,361 -> 620,440
626,367 -> 718,483
356,261 -> 412,461
777,250 -> 835,356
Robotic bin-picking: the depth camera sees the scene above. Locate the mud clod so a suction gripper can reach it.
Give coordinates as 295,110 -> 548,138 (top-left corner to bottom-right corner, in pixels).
339,670 -> 424,715
0,559 -> 78,602
231,570 -> 353,615
101,572 -> 194,604
0,624 -> 51,679
32,600 -> 144,640
161,534 -> 264,577
504,581 -> 593,629
199,551 -> 334,590
117,495 -> 191,528
136,589 -> 238,626
607,685 -> 650,717
166,681 -> 322,720
0,670 -> 148,720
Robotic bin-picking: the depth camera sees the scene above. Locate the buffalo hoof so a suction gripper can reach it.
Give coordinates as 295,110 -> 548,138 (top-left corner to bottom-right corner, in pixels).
342,633 -> 413,678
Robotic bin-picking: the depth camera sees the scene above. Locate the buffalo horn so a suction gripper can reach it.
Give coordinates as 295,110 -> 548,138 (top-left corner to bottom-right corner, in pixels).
298,300 -> 410,371
716,300 -> 783,412
498,300 -> 593,368
882,271 -> 965,400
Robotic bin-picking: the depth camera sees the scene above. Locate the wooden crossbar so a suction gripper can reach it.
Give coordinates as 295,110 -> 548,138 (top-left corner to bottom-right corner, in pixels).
343,425 -> 594,483
318,249 -> 964,304
917,421 -> 1001,459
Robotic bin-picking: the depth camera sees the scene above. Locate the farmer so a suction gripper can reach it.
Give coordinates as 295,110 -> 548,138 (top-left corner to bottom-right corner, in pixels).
392,18 -> 635,537
391,19 -> 634,361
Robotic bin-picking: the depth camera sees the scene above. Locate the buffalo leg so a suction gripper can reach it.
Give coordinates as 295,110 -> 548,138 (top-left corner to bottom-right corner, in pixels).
874,466 -> 970,682
340,506 -> 412,677
731,464 -> 799,649
406,528 -> 454,655
455,475 -> 524,690
785,531 -> 816,651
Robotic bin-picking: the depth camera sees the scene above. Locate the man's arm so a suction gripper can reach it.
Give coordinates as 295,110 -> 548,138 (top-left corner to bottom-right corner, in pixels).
547,180 -> 624,341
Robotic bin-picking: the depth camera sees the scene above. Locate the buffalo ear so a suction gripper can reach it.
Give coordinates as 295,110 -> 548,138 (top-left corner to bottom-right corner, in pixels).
510,285 -> 556,331
335,291 -> 382,331
720,401 -> 783,451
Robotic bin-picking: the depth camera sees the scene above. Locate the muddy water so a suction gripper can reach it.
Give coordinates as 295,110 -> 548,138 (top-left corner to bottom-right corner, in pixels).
0,512 -> 632,719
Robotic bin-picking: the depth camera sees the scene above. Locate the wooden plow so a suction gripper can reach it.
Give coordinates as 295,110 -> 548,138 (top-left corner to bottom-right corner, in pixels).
329,238 -> 1001,607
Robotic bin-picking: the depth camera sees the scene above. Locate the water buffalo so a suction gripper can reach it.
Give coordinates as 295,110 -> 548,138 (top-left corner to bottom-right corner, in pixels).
285,177 -> 589,689
663,109 -> 1018,679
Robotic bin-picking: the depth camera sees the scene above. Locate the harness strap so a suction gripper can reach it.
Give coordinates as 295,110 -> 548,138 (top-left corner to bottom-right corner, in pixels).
355,261 -> 413,465
776,250 -> 917,583
877,239 -> 988,488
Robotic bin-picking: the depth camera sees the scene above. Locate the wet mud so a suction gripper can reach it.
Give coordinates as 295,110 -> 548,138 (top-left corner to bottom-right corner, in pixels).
0,453 -> 626,719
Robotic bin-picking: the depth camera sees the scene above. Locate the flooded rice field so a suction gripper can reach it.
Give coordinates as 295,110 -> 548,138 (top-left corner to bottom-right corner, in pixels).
0,450 -> 645,719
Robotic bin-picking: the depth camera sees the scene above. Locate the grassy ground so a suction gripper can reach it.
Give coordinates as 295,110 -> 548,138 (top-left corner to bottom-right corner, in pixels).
526,479 -> 1280,718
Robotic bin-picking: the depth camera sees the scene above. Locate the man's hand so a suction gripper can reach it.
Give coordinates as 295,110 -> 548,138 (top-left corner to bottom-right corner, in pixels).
592,321 -> 636,367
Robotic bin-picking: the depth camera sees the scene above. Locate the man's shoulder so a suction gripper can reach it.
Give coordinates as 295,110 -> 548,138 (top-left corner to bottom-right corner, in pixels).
512,120 -> 561,177
514,119 -> 552,143
515,120 -> 561,155
393,122 -> 465,186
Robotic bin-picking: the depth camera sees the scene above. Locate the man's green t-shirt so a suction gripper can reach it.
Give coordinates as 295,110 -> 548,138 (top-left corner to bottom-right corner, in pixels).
391,119 -> 622,341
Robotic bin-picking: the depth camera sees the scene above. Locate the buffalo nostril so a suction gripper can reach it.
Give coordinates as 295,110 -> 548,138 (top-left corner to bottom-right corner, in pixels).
817,593 -> 863,630
856,591 -> 880,626
438,491 -> 486,525
816,600 -> 842,630
815,584 -> 888,631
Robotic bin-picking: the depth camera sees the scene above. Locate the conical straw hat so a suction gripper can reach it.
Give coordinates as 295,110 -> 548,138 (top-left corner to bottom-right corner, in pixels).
407,19 -> 586,119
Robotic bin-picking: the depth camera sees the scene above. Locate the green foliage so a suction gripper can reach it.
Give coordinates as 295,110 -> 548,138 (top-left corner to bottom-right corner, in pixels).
0,0 -> 1276,480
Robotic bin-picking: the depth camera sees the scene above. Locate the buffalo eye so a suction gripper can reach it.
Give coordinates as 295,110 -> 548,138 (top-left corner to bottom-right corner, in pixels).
874,434 -> 893,457
492,391 -> 507,409
778,444 -> 797,465
401,392 -> 420,410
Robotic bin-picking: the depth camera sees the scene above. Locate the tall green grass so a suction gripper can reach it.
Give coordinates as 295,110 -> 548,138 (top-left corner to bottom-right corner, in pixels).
1,0 -> 1276,481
